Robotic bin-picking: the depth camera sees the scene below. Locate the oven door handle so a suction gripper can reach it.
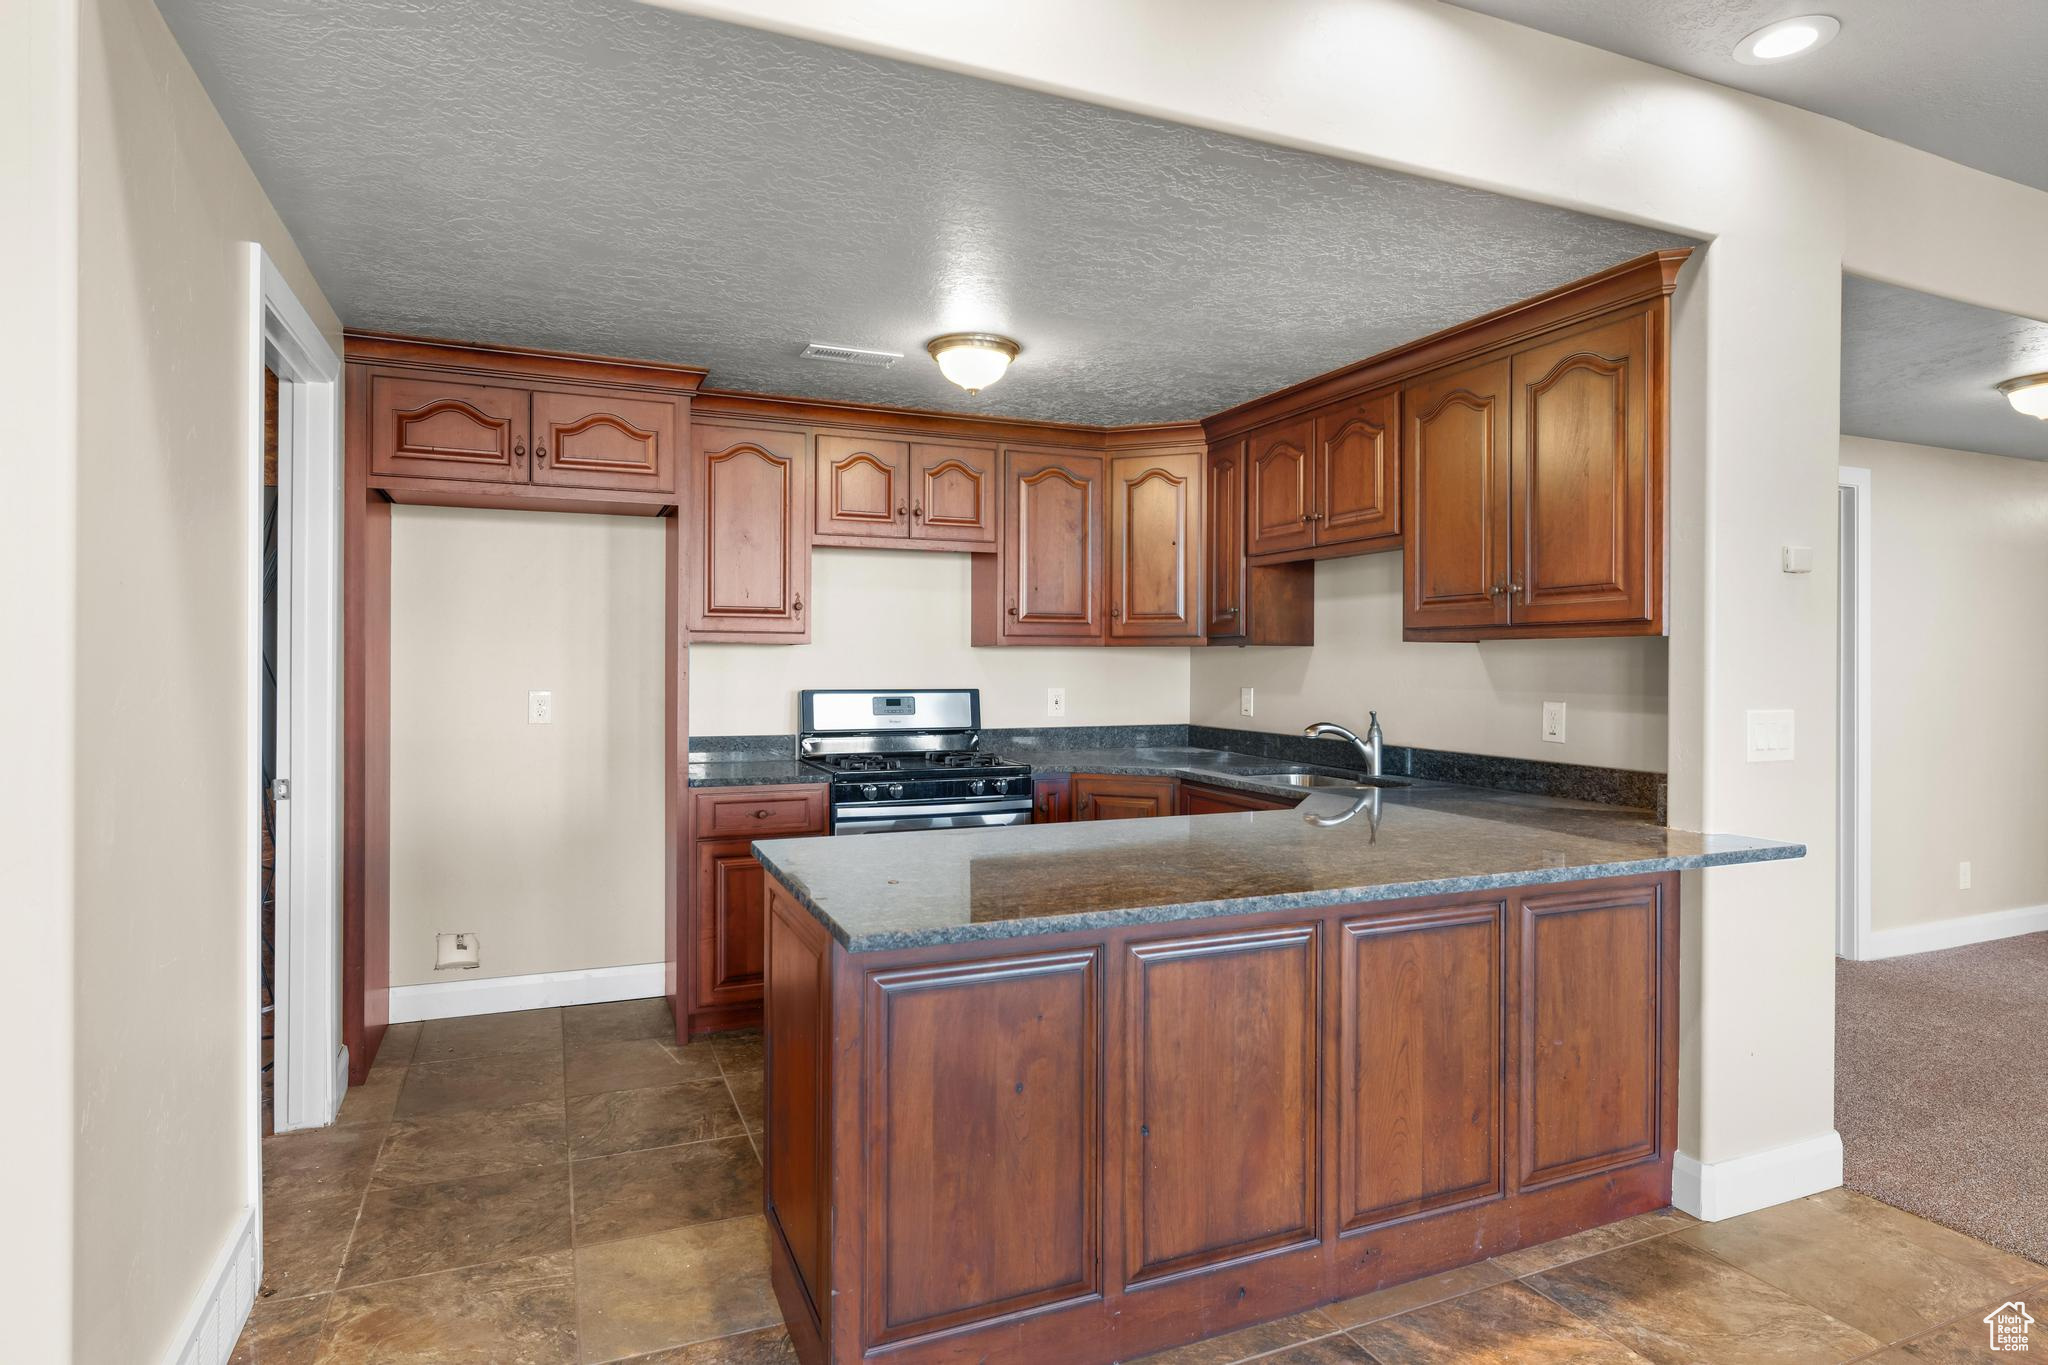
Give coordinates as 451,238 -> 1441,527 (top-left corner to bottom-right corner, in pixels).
830,796 -> 1034,822
831,809 -> 1036,836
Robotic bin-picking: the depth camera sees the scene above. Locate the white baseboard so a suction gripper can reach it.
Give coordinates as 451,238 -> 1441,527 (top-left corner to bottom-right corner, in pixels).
388,962 -> 666,1023
163,1205 -> 257,1365
1857,904 -> 2048,960
1673,1130 -> 1843,1222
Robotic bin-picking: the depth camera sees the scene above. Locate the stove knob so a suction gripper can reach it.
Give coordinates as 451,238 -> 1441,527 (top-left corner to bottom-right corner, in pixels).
970,779 -> 988,796
887,782 -> 905,800
999,777 -> 1016,793
860,783 -> 879,801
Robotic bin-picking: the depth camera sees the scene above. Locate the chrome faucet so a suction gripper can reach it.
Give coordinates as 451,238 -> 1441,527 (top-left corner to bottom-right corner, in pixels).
1303,712 -> 1383,778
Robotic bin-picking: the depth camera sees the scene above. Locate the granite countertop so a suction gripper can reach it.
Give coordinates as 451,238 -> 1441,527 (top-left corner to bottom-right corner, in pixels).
685,758 -> 824,788
753,781 -> 1803,952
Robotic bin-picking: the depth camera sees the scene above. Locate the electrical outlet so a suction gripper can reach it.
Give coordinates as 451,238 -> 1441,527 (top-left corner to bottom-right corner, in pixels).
1541,700 -> 1567,744
528,690 -> 553,725
1047,687 -> 1066,718
1240,686 -> 1255,718
435,932 -> 480,971
1958,861 -> 1972,891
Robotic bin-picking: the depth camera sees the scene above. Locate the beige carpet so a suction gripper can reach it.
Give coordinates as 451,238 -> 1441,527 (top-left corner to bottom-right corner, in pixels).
1836,931 -> 2048,1264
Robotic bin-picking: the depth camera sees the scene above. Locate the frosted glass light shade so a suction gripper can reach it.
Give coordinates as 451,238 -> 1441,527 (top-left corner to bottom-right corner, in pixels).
927,334 -> 1020,394
2001,375 -> 2048,420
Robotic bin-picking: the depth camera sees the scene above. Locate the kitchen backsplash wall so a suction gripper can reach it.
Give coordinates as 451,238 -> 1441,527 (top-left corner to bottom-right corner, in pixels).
688,547 -> 1193,733
1188,553 -> 1669,773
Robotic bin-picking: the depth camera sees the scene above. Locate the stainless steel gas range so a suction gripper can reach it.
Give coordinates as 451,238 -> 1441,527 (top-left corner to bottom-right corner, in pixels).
798,689 -> 1033,835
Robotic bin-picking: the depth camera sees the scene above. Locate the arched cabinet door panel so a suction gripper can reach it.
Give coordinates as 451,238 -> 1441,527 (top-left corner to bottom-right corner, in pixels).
1246,418 -> 1315,558
1402,359 -> 1511,635
1312,388 -> 1400,550
998,448 -> 1104,642
690,425 -> 811,640
1108,450 -> 1202,644
530,388 -> 678,494
370,376 -> 530,483
815,436 -> 909,541
909,443 -> 997,546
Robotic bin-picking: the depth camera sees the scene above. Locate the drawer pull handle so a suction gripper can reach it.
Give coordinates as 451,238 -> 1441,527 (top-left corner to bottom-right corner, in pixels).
753,808 -> 772,819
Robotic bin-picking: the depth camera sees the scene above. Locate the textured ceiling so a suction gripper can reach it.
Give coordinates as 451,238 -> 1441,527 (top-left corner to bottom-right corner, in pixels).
156,0 -> 1689,425
1842,277 -> 2048,462
1447,0 -> 2048,192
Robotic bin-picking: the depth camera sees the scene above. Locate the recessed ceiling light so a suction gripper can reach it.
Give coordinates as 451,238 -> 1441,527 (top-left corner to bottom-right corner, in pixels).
927,333 -> 1020,395
1732,14 -> 1840,65
1999,374 -> 2048,421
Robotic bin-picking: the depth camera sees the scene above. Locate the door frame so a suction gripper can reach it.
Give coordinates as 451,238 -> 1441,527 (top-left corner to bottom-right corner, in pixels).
246,244 -> 344,1148
1836,466 -> 1873,959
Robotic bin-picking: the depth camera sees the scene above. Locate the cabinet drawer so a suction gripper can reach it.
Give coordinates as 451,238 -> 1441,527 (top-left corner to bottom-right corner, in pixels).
694,786 -> 827,839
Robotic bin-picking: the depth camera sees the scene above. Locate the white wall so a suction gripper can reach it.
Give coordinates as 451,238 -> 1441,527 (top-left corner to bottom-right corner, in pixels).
1188,554 -> 1667,769
66,0 -> 344,1359
390,507 -> 666,985
0,0 -> 80,1356
691,547 -> 1192,734
1844,435 -> 2048,934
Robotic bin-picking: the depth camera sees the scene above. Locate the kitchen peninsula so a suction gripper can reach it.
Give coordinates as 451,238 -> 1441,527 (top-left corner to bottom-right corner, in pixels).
751,792 -> 1800,1365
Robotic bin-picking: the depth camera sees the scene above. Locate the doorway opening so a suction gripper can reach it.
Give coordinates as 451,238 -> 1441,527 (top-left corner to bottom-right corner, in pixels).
247,244 -> 344,1153
1836,466 -> 1872,960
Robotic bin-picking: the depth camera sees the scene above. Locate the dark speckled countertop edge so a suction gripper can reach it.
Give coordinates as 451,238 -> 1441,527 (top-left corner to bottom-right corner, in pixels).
754,834 -> 1805,954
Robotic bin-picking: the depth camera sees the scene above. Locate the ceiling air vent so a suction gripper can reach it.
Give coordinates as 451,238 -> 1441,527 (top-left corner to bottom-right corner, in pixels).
800,342 -> 902,368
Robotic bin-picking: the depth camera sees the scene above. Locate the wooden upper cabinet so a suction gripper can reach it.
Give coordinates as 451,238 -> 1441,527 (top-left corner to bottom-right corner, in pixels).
690,424 -> 810,640
1108,449 -> 1202,644
993,448 -> 1104,642
1247,418 -> 1315,558
1204,440 -> 1247,641
910,443 -> 997,546
1510,311 -> 1658,632
1311,388 -> 1400,550
815,435 -> 910,542
530,387 -> 678,494
1402,357 -> 1512,635
1403,300 -> 1667,640
370,375 -> 531,484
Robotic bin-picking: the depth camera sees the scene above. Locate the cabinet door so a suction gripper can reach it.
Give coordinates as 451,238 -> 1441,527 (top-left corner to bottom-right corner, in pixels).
1108,450 -> 1202,643
370,375 -> 530,484
815,434 -> 910,542
1176,782 -> 1293,815
1032,775 -> 1072,824
690,426 -> 810,638
1071,773 -> 1176,820
1312,388 -> 1400,550
529,388 -> 678,494
1402,359 -> 1511,635
1339,902 -> 1505,1232
1246,417 -> 1315,557
909,443 -> 997,546
694,838 -> 768,1011
1001,448 -> 1104,641
1204,440 -> 1247,640
1509,311 -> 1658,631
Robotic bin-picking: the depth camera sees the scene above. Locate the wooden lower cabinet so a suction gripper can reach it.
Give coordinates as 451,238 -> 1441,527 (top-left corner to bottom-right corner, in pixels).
680,784 -> 826,1039
1176,782 -> 1296,815
763,871 -> 1678,1365
1071,773 -> 1177,820
1031,774 -> 1072,824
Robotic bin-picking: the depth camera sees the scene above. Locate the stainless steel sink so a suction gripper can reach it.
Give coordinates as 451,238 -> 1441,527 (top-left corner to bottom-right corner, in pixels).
1251,771 -> 1408,790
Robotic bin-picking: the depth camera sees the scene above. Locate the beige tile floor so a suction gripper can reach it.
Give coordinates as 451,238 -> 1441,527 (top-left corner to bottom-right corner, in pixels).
238,1002 -> 2046,1364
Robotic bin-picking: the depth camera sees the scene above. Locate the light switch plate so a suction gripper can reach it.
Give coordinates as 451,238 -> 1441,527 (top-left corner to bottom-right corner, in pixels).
1541,700 -> 1567,744
1046,687 -> 1066,718
1745,709 -> 1795,762
1240,686 -> 1255,718
528,690 -> 553,725
1781,545 -> 1814,574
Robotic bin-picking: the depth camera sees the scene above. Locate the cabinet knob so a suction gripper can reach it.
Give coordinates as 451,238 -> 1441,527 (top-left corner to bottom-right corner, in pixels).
897,502 -> 907,515
1110,604 -> 1121,620
753,808 -> 771,819
1007,603 -> 1018,616
912,503 -> 923,519
1489,580 -> 1507,598
792,594 -> 803,615
513,440 -> 527,461
535,444 -> 547,464
1222,606 -> 1239,615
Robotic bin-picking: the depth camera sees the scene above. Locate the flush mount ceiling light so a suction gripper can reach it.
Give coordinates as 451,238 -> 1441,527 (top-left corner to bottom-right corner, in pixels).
926,333 -> 1020,395
1732,14 -> 1840,65
1999,374 -> 2048,420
